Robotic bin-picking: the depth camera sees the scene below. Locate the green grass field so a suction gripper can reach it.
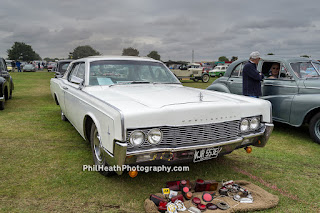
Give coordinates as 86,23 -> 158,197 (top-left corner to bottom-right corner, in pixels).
0,72 -> 319,212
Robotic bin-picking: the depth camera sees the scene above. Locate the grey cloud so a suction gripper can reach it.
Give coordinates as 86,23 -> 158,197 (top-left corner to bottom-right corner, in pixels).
1,0 -> 320,61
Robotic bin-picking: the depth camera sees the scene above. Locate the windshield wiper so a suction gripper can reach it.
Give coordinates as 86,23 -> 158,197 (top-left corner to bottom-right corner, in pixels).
153,82 -> 181,84
129,81 -> 151,84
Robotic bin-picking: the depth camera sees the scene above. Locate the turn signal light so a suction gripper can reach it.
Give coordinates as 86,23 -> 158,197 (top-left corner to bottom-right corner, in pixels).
129,170 -> 138,178
245,147 -> 252,153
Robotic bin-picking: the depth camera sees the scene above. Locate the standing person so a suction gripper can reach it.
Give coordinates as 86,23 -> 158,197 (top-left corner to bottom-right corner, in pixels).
242,51 -> 264,98
16,61 -> 21,72
38,62 -> 41,70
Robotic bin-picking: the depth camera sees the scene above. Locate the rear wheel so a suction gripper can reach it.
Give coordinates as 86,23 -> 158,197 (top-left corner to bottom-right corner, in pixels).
309,112 -> 320,144
90,123 -> 114,176
219,73 -> 223,77
61,111 -> 68,121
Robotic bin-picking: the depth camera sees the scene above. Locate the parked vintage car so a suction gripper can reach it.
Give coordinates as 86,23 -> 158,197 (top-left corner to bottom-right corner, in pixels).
0,57 -> 14,110
50,56 -> 273,176
209,64 -> 229,77
171,63 -> 210,83
53,59 -> 73,78
47,62 -> 57,72
5,60 -> 14,72
22,64 -> 36,72
207,56 -> 320,144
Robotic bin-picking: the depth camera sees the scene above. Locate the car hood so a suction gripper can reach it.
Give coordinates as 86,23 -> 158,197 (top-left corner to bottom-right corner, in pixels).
86,84 -> 242,108
84,84 -> 272,127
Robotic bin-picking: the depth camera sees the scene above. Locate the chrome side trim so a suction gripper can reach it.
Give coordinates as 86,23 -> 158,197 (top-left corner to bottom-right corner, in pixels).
303,87 -> 320,90
264,84 -> 297,88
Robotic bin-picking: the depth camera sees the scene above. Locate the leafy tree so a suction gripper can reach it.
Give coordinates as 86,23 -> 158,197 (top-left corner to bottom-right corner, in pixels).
267,53 -> 274,55
147,51 -> 160,60
71,45 -> 100,59
218,56 -> 229,62
122,47 -> 139,56
230,56 -> 238,62
7,42 -> 41,61
300,55 -> 310,58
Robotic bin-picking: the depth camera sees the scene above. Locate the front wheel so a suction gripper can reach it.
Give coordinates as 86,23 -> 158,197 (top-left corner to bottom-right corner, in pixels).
202,74 -> 210,83
90,123 -> 114,176
309,112 -> 320,144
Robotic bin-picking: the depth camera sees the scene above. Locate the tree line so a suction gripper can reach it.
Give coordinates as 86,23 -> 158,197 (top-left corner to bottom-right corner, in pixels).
6,42 -> 161,61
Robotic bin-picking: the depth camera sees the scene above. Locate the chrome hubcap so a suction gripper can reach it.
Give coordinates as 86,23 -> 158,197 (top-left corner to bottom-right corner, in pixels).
315,120 -> 320,139
93,131 -> 102,162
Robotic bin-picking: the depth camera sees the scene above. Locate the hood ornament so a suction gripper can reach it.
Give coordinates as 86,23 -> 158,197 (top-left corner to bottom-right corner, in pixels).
199,92 -> 203,102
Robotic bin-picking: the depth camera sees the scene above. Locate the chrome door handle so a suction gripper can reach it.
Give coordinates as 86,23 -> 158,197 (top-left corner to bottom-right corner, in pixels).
62,86 -> 68,90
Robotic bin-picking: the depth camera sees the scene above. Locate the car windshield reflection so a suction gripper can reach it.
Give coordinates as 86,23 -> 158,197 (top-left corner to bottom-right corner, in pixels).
89,60 -> 180,86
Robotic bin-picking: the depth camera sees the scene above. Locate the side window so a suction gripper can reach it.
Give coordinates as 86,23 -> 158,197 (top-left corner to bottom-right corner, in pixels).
76,63 -> 85,79
279,65 -> 292,79
231,63 -> 243,77
68,63 -> 84,84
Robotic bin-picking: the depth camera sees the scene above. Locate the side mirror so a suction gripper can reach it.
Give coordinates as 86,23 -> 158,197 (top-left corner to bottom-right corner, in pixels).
55,72 -> 62,78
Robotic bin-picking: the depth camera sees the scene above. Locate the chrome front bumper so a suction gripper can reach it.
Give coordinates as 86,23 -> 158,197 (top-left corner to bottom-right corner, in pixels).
102,123 -> 274,175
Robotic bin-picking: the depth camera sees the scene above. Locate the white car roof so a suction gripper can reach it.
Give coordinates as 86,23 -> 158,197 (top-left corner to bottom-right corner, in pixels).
73,55 -> 160,63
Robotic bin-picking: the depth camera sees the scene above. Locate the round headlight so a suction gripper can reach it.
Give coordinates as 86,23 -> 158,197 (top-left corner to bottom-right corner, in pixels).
129,130 -> 145,146
250,117 -> 260,130
147,129 -> 162,145
240,119 -> 249,132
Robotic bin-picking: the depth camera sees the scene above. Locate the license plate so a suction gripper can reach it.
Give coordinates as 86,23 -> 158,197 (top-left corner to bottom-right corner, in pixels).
193,147 -> 222,163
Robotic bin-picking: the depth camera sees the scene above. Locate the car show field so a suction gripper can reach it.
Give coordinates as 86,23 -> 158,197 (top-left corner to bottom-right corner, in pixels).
0,71 -> 319,212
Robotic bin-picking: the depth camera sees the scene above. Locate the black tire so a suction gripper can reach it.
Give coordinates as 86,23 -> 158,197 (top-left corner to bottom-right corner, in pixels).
9,89 -> 12,99
0,101 -> 4,110
219,73 -> 223,77
90,123 -> 114,176
61,110 -> 68,121
193,79 -> 199,82
309,112 -> 320,144
202,74 -> 210,83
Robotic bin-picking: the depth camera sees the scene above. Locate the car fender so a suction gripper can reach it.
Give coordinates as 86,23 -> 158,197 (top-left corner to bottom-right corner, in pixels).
290,94 -> 320,126
207,83 -> 230,93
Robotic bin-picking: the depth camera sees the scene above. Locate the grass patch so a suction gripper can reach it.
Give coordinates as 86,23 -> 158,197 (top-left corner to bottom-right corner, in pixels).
0,72 -> 319,212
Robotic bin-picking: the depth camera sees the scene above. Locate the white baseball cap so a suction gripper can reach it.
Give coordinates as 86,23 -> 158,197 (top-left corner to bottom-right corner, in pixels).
250,51 -> 261,59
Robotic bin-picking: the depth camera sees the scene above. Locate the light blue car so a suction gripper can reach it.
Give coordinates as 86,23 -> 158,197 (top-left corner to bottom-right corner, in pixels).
207,56 -> 320,144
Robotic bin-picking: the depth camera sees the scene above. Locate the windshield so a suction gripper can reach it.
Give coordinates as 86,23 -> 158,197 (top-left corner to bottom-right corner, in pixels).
89,60 -> 180,86
59,62 -> 71,73
290,62 -> 320,78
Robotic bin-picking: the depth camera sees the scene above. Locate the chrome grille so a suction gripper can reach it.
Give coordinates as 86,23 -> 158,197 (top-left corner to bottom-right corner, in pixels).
126,120 -> 241,149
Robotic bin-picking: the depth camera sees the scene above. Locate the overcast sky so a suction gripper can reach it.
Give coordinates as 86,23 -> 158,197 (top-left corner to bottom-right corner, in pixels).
1,0 -> 320,62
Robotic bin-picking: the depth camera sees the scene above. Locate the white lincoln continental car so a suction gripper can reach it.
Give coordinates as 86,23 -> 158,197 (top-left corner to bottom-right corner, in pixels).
50,56 -> 273,176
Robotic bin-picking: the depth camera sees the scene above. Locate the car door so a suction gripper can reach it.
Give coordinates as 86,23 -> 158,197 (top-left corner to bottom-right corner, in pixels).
63,62 -> 86,131
262,63 -> 298,123
226,61 -> 245,95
